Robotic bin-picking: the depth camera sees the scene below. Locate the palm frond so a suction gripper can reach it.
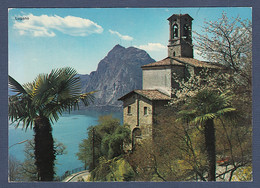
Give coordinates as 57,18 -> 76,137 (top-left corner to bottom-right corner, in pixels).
8,76 -> 27,95
192,113 -> 216,125
8,95 -> 35,130
23,82 -> 36,96
79,91 -> 96,106
176,110 -> 197,123
34,67 -> 95,122
177,88 -> 237,127
215,107 -> 237,121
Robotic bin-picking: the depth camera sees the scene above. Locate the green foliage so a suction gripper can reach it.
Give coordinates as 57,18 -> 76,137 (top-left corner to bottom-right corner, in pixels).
102,125 -> 131,159
76,138 -> 89,170
90,157 -> 135,182
231,165 -> 253,181
76,115 -> 131,172
177,89 -> 236,125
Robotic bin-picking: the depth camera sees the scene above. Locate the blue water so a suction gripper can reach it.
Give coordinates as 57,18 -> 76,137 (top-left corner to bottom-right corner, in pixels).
8,109 -> 122,177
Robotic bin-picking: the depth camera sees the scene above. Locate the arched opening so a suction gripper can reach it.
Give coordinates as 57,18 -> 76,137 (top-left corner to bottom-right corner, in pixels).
132,128 -> 142,150
172,24 -> 178,38
183,24 -> 190,38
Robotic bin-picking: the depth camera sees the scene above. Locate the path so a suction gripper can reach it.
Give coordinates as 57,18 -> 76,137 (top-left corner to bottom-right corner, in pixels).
62,170 -> 90,182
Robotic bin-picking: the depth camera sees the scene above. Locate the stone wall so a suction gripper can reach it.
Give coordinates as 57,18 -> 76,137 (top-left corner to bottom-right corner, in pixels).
123,94 -> 138,130
122,93 -> 153,140
152,100 -> 172,129
138,96 -> 153,139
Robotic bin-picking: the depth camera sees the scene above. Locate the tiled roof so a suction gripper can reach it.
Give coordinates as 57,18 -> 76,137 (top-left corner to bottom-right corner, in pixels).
167,14 -> 193,21
118,89 -> 171,101
135,90 -> 171,100
173,57 -> 224,69
141,57 -> 224,69
141,57 -> 183,68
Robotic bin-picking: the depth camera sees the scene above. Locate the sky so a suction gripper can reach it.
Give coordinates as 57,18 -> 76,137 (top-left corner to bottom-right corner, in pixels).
8,7 -> 252,84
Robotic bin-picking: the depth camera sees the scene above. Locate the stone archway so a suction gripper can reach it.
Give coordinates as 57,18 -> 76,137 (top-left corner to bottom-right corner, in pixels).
132,128 -> 142,150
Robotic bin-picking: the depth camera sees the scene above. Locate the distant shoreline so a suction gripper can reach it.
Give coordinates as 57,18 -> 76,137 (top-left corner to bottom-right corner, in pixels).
79,105 -> 123,112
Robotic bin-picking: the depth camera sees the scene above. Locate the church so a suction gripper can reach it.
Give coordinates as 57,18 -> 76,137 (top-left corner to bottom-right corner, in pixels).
118,14 -> 223,149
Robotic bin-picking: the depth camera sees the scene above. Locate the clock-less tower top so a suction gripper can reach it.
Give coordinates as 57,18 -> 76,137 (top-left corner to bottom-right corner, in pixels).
167,14 -> 194,58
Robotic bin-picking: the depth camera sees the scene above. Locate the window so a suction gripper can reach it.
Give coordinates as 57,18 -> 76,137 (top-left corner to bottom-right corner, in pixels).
173,24 -> 178,38
127,106 -> 131,114
144,107 -> 148,115
183,24 -> 189,38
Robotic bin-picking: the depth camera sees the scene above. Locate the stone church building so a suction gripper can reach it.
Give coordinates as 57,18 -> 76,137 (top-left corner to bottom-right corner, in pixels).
118,14 -> 222,149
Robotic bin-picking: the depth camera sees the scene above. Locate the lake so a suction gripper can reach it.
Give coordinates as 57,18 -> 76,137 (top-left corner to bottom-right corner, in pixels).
8,109 -> 123,177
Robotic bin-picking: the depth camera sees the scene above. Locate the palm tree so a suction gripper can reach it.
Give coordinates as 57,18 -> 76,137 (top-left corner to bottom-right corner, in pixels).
8,67 -> 95,181
177,89 -> 236,181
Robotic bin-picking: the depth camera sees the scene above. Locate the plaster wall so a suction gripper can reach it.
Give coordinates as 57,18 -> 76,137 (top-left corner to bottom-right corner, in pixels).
143,68 -> 172,96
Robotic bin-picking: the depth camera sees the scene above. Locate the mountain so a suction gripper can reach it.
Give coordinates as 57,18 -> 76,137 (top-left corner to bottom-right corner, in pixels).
79,44 -> 155,109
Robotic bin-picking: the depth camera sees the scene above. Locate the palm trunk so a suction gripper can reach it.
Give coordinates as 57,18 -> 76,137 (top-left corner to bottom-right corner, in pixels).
34,116 -> 55,181
204,119 -> 216,181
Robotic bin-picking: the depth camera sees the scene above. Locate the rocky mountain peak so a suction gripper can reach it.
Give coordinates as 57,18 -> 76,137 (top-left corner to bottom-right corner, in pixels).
79,45 -> 155,109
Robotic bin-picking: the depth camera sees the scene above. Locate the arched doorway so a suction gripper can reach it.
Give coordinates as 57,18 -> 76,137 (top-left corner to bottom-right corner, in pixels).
132,128 -> 142,150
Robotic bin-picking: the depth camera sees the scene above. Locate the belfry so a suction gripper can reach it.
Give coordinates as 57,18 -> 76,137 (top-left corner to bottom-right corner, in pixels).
167,14 -> 194,58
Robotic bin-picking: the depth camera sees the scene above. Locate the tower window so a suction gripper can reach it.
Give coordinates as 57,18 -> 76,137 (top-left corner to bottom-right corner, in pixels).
144,107 -> 148,115
173,51 -> 176,56
173,24 -> 178,38
127,106 -> 132,115
183,24 -> 189,38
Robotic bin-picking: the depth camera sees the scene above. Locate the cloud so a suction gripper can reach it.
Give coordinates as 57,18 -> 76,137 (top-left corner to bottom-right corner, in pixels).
109,29 -> 133,41
13,14 -> 103,37
135,43 -> 167,52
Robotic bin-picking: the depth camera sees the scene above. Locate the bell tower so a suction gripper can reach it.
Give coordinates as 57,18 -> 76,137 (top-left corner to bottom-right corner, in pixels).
167,14 -> 193,58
